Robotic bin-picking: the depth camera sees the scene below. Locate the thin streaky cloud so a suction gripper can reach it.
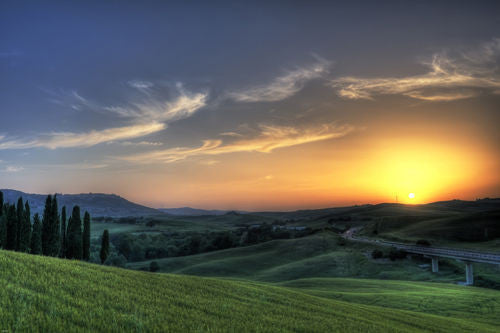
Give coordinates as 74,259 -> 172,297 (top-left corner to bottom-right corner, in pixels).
111,141 -> 164,147
1,87 -> 208,150
220,132 -> 244,137
128,80 -> 154,90
105,90 -> 207,123
331,38 -> 500,101
228,58 -> 332,102
0,122 -> 165,150
3,166 -> 24,173
119,122 -> 354,164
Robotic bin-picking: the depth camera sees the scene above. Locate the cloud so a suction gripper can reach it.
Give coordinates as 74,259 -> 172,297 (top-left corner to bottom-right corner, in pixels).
219,132 -> 244,137
111,141 -> 164,147
331,38 -> 500,101
45,89 -> 97,111
3,166 -> 24,173
0,122 -> 165,150
228,58 -> 331,102
128,80 -> 154,90
104,90 -> 207,123
127,80 -> 154,95
199,159 -> 220,166
1,87 -> 207,150
35,162 -> 109,170
119,122 -> 353,164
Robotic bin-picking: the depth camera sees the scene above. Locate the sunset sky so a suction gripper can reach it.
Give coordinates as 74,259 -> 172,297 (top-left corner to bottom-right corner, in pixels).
1,1 -> 499,210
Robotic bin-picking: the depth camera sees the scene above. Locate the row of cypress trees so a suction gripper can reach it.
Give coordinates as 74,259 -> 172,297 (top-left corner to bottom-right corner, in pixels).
0,191 -> 91,260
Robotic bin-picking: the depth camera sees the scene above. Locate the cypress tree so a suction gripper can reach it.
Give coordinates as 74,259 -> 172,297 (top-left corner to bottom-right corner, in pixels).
65,216 -> 71,258
66,206 -> 82,259
16,197 -> 23,251
82,211 -> 91,261
100,229 -> 109,264
41,195 -> 52,255
50,195 -> 60,256
18,201 -> 31,252
0,191 -> 3,216
30,213 -> 42,255
5,205 -> 17,250
60,206 -> 67,258
0,212 -> 6,248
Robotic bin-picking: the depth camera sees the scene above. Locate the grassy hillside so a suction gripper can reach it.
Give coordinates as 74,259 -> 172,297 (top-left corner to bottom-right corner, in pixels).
362,210 -> 500,248
1,249 -> 499,332
127,232 -> 500,286
279,278 -> 500,327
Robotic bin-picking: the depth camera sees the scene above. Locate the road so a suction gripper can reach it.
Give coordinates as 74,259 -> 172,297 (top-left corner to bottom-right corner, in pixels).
343,228 -> 500,265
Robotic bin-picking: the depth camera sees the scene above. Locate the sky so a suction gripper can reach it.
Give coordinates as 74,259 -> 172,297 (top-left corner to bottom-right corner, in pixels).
1,1 -> 499,210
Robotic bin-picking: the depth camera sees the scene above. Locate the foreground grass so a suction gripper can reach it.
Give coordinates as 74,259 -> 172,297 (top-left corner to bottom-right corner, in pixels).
1,250 -> 498,332
279,278 -> 500,327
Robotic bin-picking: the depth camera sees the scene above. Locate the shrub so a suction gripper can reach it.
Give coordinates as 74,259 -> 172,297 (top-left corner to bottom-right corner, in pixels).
388,248 -> 407,261
150,261 -> 160,272
371,249 -> 383,259
416,239 -> 431,246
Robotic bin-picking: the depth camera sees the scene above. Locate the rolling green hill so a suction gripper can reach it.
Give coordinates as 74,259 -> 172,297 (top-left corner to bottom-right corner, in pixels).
0,249 -> 498,332
127,232 -> 500,286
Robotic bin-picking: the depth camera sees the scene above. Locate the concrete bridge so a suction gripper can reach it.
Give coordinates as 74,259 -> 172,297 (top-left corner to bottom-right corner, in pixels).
343,229 -> 500,285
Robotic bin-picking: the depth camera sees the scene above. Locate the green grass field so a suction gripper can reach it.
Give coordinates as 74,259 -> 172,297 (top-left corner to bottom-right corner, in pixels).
1,249 -> 499,332
128,232 -> 500,285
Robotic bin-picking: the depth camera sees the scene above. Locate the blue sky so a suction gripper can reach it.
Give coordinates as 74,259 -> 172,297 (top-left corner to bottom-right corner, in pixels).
1,1 -> 499,210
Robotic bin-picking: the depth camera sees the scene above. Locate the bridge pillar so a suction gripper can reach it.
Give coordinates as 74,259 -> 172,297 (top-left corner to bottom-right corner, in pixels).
465,262 -> 474,286
431,256 -> 439,273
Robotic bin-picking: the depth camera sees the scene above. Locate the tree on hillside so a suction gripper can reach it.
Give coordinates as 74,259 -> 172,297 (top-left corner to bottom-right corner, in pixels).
30,213 -> 42,255
42,194 -> 60,257
18,201 -> 31,252
41,195 -> 52,255
100,229 -> 110,264
5,205 -> 17,250
0,211 -> 6,248
16,197 -> 24,251
0,191 -> 3,216
82,211 -> 91,261
149,261 -> 159,272
66,206 -> 83,259
60,206 -> 67,258
50,195 -> 60,256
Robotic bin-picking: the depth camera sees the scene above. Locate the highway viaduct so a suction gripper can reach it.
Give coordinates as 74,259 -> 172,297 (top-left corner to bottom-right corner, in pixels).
343,229 -> 500,285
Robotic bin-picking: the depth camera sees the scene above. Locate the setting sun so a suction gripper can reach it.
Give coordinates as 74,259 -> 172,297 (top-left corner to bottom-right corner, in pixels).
408,193 -> 415,199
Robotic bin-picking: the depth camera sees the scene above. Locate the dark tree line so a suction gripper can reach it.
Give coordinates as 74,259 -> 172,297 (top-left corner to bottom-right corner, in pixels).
0,191 -> 92,261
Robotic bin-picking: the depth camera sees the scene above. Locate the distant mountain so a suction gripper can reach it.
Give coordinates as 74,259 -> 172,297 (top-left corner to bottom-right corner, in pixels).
1,189 -> 162,218
158,207 -> 245,216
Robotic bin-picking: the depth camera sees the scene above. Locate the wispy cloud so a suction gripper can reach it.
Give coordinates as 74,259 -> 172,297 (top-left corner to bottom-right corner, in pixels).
3,166 -> 24,173
45,89 -> 97,111
32,162 -> 109,170
228,58 -> 331,102
119,122 -> 353,164
1,86 -> 207,150
110,141 -> 164,147
331,38 -> 500,101
0,122 -> 165,150
127,80 -> 154,95
104,89 -> 207,123
219,132 -> 244,137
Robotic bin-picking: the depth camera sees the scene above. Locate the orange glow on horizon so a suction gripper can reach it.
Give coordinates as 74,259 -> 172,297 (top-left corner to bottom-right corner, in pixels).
120,135 -> 499,211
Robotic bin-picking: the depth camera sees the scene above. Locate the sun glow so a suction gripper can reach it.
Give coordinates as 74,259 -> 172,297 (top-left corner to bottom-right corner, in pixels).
345,138 -> 498,205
